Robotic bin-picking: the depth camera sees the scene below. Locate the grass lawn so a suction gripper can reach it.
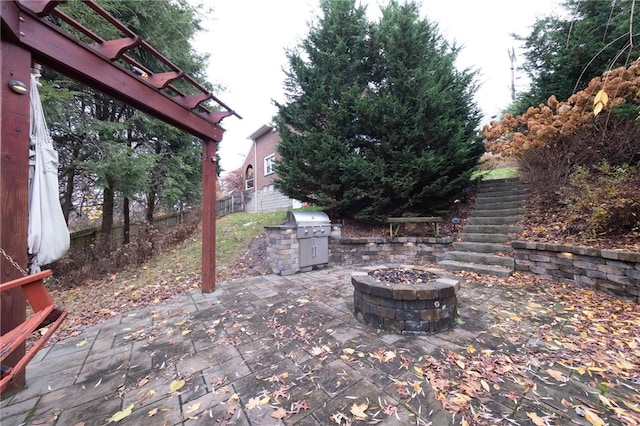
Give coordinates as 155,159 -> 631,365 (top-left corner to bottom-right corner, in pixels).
473,167 -> 519,180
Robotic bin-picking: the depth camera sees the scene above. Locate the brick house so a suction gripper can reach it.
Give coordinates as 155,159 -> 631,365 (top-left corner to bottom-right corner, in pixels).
241,124 -> 301,213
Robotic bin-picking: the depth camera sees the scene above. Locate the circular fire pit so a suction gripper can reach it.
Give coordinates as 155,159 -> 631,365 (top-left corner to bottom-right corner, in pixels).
352,265 -> 459,334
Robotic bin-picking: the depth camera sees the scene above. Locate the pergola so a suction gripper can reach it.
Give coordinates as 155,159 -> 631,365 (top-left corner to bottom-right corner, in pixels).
1,0 -> 238,390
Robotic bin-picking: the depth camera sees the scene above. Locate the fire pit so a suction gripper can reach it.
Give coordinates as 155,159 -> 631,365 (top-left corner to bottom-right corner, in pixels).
352,265 -> 459,334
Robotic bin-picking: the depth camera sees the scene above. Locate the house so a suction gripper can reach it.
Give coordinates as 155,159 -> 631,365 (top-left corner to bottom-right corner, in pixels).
241,124 -> 302,213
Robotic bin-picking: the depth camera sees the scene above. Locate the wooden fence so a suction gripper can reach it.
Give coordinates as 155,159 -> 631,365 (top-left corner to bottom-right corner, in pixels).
69,193 -> 245,250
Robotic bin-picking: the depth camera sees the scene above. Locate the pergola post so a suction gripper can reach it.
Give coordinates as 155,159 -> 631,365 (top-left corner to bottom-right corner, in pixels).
201,139 -> 217,293
0,40 -> 33,391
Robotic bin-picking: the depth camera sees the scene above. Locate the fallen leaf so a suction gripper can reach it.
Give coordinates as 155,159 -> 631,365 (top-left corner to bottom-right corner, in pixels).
186,402 -> 201,414
383,351 -> 396,362
147,408 -> 159,417
466,345 -> 476,354
623,400 -> 640,413
109,404 -> 134,423
615,359 -> 634,370
480,379 -> 490,393
291,400 -> 310,413
584,407 -> 606,426
546,368 -> 568,382
169,379 -> 185,392
246,397 -> 266,409
76,339 -> 88,347
350,402 -> 368,419
271,407 -> 287,419
413,366 -> 424,377
527,412 -> 546,426
598,394 -> 613,408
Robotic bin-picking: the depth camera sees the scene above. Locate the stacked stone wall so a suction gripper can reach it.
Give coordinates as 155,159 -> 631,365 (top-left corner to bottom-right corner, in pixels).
512,241 -> 640,301
330,237 -> 453,266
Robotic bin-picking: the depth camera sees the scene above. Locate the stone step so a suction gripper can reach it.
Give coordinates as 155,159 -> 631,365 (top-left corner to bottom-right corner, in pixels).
477,180 -> 523,190
438,260 -> 513,278
462,224 -> 524,234
457,233 -> 511,243
444,251 -> 515,268
475,194 -> 527,204
477,184 -> 525,193
452,241 -> 513,253
471,208 -> 525,217
467,216 -> 522,225
476,190 -> 527,199
471,200 -> 526,210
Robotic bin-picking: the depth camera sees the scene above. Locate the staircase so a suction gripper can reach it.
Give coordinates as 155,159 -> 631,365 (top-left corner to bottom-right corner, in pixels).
438,178 -> 526,277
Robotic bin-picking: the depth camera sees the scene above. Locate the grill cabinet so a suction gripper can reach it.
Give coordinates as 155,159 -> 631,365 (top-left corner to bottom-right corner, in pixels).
284,211 -> 331,268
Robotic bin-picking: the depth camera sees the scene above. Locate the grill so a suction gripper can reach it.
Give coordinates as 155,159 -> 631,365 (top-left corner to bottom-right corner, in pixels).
284,211 -> 331,268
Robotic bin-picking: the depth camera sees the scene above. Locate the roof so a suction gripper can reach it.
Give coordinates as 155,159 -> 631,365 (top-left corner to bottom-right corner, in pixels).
248,124 -> 274,141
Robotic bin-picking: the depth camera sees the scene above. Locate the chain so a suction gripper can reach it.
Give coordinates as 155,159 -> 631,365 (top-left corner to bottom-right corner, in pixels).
0,247 -> 28,277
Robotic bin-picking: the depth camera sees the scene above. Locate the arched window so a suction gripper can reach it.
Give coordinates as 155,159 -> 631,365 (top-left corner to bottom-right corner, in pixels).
245,165 -> 254,190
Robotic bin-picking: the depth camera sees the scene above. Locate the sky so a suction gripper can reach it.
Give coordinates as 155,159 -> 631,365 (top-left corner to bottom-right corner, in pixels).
194,0 -> 563,174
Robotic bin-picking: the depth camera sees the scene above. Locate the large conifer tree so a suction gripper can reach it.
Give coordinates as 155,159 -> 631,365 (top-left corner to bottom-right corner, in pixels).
275,0 -> 483,220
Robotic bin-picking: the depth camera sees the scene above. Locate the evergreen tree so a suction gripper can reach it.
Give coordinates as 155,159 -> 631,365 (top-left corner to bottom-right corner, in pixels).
511,0 -> 639,115
275,0 -> 483,220
40,0 -> 213,234
275,0 -> 371,215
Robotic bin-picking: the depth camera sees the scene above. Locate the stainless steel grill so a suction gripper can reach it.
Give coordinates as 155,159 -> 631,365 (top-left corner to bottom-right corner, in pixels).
284,211 -> 331,268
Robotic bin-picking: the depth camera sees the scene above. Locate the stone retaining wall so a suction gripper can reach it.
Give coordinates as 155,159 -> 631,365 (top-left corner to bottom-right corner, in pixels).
330,237 -> 453,266
512,241 -> 640,301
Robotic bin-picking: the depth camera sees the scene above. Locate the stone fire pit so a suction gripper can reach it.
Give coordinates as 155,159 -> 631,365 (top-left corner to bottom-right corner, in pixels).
352,265 -> 460,335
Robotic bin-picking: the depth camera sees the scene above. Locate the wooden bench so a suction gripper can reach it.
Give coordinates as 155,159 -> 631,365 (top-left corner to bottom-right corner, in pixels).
386,216 -> 444,238
1,270 -> 67,394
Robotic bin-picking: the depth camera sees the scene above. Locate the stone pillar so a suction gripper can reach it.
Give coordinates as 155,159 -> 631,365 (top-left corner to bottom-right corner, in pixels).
265,225 -> 299,275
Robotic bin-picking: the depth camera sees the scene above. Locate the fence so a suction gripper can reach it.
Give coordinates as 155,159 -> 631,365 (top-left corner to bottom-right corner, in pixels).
69,193 -> 245,250
217,193 -> 244,217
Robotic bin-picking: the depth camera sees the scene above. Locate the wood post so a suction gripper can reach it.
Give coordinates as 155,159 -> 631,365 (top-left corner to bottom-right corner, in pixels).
1,41 -> 32,392
201,139 -> 217,293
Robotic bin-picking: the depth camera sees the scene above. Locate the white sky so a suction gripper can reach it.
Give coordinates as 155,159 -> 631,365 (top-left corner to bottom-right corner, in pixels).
194,0 -> 563,174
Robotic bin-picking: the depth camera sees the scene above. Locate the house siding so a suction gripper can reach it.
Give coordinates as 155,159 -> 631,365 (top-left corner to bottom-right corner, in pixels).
241,125 -> 301,213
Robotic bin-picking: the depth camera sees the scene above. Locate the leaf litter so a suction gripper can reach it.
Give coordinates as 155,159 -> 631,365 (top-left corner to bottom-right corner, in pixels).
39,221 -> 640,426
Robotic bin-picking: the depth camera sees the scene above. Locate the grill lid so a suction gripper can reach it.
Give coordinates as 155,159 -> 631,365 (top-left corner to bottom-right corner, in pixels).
284,211 -> 330,226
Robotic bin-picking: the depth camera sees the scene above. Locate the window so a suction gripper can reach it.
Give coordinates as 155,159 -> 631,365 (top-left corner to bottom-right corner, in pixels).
264,154 -> 275,175
245,165 -> 254,190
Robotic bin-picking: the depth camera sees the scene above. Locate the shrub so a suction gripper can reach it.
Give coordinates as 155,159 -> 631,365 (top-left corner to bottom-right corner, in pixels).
482,61 -> 640,198
49,210 -> 201,287
476,152 -> 518,172
518,114 -> 640,197
560,163 -> 640,236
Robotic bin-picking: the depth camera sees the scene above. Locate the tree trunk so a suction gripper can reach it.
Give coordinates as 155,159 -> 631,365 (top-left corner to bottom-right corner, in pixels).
100,183 -> 115,252
146,189 -> 156,223
123,196 -> 130,245
61,168 -> 75,223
